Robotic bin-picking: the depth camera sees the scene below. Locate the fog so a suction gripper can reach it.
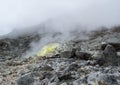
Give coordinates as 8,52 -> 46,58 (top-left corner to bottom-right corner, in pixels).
0,0 -> 120,35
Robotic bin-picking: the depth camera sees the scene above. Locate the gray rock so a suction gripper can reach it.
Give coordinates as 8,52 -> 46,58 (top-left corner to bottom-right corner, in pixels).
49,75 -> 59,84
59,51 -> 73,58
100,42 -> 108,50
87,72 -> 119,85
17,73 -> 35,85
99,39 -> 120,51
49,82 -> 58,85
39,65 -> 54,71
92,51 -> 105,60
108,42 -> 120,51
64,63 -> 79,72
1,28 -> 120,85
41,78 -> 49,85
117,52 -> 120,56
103,44 -> 117,57
75,51 -> 91,60
60,82 -> 68,85
100,42 -> 120,51
89,41 -> 118,52
103,44 -> 118,65
58,72 -> 73,81
107,37 -> 120,44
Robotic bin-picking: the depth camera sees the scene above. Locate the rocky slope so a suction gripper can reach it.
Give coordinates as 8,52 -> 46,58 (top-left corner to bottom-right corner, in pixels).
0,27 -> 120,85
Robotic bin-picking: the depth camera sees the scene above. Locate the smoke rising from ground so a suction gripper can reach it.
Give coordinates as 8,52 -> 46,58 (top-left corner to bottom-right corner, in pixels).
0,0 -> 120,35
0,0 -> 120,58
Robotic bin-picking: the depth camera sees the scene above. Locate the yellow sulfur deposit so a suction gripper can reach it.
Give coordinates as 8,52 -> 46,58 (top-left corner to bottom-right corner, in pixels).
37,43 -> 60,57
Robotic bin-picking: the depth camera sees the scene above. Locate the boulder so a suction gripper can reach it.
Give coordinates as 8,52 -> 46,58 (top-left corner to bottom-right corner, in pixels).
103,44 -> 117,58
92,51 -> 105,60
17,73 -> 35,85
100,42 -> 108,50
108,42 -> 120,51
59,51 -> 73,58
100,42 -> 120,51
103,44 -> 118,65
92,51 -> 106,65
75,51 -> 91,60
101,33 -> 120,51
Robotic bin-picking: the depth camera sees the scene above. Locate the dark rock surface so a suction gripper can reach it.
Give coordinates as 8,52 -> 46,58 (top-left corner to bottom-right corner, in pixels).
59,51 -> 74,58
0,28 -> 120,85
75,51 -> 91,60
103,45 -> 118,64
0,34 -> 40,61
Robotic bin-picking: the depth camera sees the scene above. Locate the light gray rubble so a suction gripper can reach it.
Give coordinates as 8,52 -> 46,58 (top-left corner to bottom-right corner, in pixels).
0,28 -> 120,85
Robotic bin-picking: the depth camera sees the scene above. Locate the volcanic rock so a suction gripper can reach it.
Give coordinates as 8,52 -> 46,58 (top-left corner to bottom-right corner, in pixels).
92,51 -> 105,60
59,51 -> 73,58
0,27 -> 120,85
103,44 -> 118,65
75,51 -> 91,60
17,73 -> 35,85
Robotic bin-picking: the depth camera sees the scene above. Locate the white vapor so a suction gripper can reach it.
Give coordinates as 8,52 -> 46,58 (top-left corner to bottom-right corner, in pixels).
0,0 -> 120,35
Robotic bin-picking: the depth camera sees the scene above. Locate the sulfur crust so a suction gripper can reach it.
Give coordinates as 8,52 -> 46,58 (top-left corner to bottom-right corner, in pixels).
37,43 -> 60,57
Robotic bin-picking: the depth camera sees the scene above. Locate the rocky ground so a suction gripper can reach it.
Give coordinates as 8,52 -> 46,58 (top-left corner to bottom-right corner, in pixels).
0,27 -> 120,85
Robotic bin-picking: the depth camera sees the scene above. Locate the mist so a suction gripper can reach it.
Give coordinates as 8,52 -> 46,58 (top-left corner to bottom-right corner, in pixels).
0,0 -> 120,35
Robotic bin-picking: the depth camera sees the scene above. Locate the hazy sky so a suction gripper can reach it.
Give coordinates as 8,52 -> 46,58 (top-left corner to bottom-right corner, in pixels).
0,0 -> 120,35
